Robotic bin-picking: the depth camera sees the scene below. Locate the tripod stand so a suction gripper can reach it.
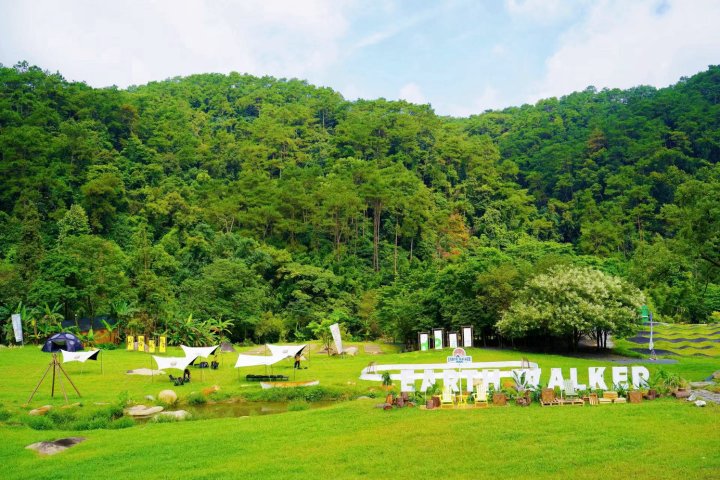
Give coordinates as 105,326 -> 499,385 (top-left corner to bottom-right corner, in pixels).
27,353 -> 81,404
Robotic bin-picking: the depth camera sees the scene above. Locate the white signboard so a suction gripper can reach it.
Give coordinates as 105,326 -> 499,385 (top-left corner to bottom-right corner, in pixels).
11,314 -> 23,343
360,362 -> 650,393
433,329 -> 443,350
462,327 -> 473,348
448,332 -> 458,348
419,333 -> 429,351
329,322 -> 344,354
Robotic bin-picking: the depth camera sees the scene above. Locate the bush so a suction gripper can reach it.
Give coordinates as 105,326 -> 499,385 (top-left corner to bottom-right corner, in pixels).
244,386 -> 346,402
186,392 -> 207,406
24,415 -> 54,430
288,401 -> 309,412
108,417 -> 135,429
0,408 -> 10,422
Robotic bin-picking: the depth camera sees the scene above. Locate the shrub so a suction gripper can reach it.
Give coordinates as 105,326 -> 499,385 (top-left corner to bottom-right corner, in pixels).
108,417 -> 135,429
24,415 -> 54,430
186,392 -> 207,406
288,401 -> 309,412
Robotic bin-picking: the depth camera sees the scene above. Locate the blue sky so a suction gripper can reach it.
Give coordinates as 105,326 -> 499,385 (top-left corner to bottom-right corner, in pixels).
1,0 -> 719,116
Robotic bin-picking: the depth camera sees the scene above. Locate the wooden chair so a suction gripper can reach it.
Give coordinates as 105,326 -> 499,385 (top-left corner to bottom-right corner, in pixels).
540,388 -> 561,406
440,386 -> 455,408
562,379 -> 584,406
474,381 -> 489,408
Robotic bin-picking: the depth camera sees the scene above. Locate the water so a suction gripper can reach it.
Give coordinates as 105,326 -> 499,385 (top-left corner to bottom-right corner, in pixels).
184,400 -> 336,420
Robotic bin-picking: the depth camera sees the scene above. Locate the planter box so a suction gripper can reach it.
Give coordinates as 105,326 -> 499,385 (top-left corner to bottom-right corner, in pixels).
492,393 -> 507,406
644,389 -> 657,400
628,391 -> 643,403
673,389 -> 691,399
432,395 -> 441,408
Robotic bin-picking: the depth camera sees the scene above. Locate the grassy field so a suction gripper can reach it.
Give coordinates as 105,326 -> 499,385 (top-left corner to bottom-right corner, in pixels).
617,323 -> 720,357
1,343 -> 718,479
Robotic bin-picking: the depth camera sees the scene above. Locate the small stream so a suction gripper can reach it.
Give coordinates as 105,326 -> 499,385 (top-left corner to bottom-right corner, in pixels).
182,400 -> 337,420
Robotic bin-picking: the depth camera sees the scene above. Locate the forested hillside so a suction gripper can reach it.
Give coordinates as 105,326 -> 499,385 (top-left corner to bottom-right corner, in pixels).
1,61 -> 718,347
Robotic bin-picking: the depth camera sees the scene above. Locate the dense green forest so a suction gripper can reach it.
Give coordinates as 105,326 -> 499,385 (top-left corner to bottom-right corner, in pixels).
1,61 -> 719,348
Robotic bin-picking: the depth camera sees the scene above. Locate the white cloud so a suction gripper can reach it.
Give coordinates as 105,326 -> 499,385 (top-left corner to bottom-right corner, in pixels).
504,0 -> 586,24
398,82 -> 427,104
529,0 -> 720,102
442,86 -> 504,117
0,0 -> 355,87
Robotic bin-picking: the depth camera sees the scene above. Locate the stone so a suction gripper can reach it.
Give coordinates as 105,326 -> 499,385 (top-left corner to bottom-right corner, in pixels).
687,393 -> 697,402
689,381 -> 712,388
26,437 -> 86,455
695,400 -> 707,407
125,405 -> 164,417
713,371 -> 720,380
344,346 -> 359,356
29,405 -> 52,416
158,389 -> 177,404
158,410 -> 191,421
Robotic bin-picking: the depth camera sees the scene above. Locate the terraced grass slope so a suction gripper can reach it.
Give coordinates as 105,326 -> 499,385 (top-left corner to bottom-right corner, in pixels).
623,323 -> 720,357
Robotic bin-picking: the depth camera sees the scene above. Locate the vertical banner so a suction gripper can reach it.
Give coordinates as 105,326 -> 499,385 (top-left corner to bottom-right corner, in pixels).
138,335 -> 145,352
159,336 -> 166,353
148,339 -> 156,353
433,329 -> 444,350
419,332 -> 429,351
126,335 -> 134,351
11,313 -> 23,343
462,326 -> 473,348
448,332 -> 458,348
329,322 -> 344,354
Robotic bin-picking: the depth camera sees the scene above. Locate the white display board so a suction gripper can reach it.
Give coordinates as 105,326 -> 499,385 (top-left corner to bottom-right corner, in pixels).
433,329 -> 444,350
448,332 -> 458,348
462,326 -> 473,348
419,333 -> 429,351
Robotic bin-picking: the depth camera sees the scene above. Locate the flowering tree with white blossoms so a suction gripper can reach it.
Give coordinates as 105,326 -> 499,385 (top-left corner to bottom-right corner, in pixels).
497,266 -> 645,350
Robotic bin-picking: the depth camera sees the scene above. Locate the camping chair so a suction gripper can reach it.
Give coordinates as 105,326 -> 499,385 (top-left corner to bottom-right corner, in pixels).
440,386 -> 455,408
474,381 -> 489,408
169,375 -> 184,386
562,379 -> 584,406
540,388 -> 561,406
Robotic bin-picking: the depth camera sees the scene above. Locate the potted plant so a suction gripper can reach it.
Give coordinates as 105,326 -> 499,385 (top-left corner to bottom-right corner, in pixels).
627,385 -> 643,404
381,371 -> 394,391
425,383 -> 440,409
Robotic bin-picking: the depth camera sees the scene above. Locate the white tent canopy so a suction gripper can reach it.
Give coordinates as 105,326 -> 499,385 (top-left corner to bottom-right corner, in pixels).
61,349 -> 100,363
180,345 -> 219,361
234,354 -> 283,368
266,344 -> 306,359
153,355 -> 197,372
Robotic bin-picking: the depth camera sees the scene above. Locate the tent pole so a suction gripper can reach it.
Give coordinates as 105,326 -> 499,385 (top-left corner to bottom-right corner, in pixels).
55,361 -> 69,404
27,360 -> 53,404
51,356 -> 57,398
56,359 -> 81,397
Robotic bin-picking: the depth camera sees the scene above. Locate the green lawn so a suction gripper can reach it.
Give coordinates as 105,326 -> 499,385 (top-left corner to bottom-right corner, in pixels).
1,344 -> 718,479
617,323 -> 720,357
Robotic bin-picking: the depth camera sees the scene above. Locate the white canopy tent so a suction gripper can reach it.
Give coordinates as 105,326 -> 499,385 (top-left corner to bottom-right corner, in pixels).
61,349 -> 102,374
180,345 -> 220,363
266,344 -> 306,359
60,349 -> 100,363
153,355 -> 197,372
234,354 -> 283,368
